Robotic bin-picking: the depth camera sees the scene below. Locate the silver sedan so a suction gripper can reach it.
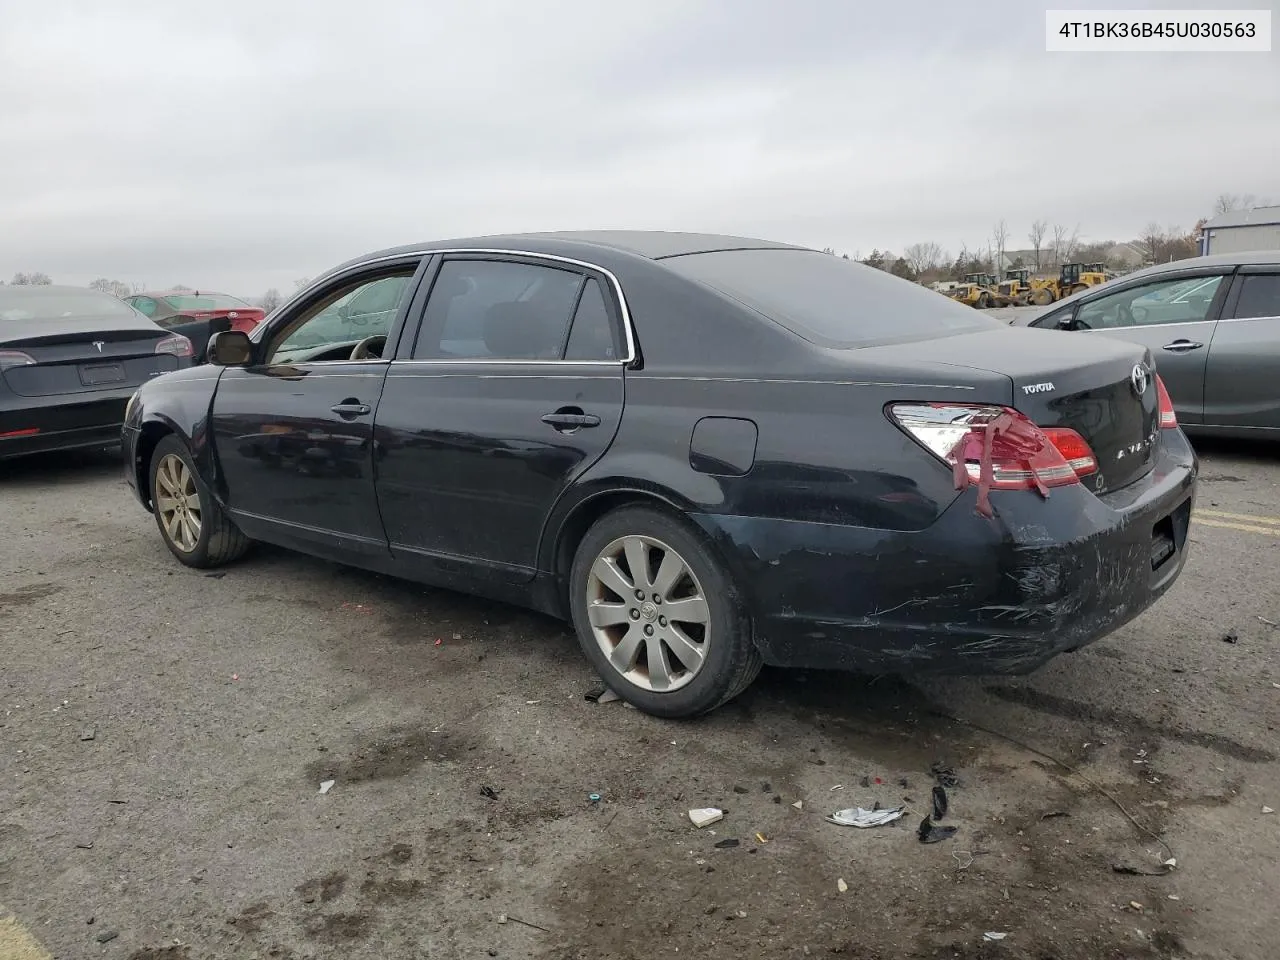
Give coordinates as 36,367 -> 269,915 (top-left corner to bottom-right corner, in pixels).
1011,251 -> 1280,437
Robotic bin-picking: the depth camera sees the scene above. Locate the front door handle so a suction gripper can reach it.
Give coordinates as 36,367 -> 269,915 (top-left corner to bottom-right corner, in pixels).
542,407 -> 601,431
1161,340 -> 1204,352
331,401 -> 372,418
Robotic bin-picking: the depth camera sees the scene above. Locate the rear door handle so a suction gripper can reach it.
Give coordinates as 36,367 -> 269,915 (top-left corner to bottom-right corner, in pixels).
1161,340 -> 1203,352
331,401 -> 371,417
542,408 -> 601,431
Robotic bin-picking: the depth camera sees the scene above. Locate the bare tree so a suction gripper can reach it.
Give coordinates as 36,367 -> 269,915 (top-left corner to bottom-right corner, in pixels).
1049,224 -> 1079,268
1139,222 -> 1166,264
11,272 -> 52,285
260,288 -> 283,312
1214,192 -> 1258,216
1028,219 -> 1048,271
991,219 -> 1009,274
89,278 -> 133,298
903,241 -> 944,278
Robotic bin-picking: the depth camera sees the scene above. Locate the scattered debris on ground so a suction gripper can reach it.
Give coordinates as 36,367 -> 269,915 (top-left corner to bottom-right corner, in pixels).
827,806 -> 905,828
318,780 -> 334,795
689,808 -> 723,828
917,817 -> 958,844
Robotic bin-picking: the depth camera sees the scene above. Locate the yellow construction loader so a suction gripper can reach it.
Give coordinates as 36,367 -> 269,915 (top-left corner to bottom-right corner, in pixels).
1027,262 -> 1110,306
995,268 -> 1035,306
946,273 -> 1000,308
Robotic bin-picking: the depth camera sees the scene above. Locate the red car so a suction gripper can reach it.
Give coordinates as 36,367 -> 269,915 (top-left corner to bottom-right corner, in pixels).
124,290 -> 265,361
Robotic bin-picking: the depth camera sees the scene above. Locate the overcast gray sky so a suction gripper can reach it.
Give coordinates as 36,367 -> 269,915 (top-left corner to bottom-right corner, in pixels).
2,0 -> 1277,295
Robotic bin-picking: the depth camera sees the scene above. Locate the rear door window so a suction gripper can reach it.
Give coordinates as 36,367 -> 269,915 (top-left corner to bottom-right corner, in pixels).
1231,273 -> 1280,319
413,259 -> 585,360
661,248 -> 997,347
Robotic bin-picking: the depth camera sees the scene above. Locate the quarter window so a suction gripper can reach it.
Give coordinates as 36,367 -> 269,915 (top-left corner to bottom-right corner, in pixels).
1233,274 -> 1280,319
1075,275 -> 1223,330
564,278 -> 618,361
415,259 -> 585,360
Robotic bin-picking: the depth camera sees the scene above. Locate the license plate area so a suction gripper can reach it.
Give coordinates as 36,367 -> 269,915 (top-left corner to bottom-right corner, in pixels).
79,362 -> 126,386
1150,499 -> 1192,572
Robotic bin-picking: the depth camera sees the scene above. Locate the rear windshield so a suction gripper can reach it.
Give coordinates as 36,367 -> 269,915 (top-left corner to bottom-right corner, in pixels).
162,293 -> 249,310
663,248 -> 999,347
0,288 -> 138,322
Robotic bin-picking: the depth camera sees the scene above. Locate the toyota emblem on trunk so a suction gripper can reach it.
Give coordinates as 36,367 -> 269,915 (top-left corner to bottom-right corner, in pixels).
1130,363 -> 1149,397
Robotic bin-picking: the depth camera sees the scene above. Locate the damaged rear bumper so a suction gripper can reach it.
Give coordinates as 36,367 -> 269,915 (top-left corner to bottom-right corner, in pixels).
693,431 -> 1197,675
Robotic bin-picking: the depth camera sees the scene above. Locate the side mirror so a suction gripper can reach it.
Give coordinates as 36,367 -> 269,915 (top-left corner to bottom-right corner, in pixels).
208,330 -> 254,366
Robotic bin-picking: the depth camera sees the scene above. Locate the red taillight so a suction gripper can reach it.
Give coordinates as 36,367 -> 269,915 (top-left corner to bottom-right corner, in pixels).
1041,427 -> 1098,478
0,427 -> 40,439
888,403 -> 1091,491
155,334 -> 193,359
1155,374 -> 1177,428
0,349 -> 36,371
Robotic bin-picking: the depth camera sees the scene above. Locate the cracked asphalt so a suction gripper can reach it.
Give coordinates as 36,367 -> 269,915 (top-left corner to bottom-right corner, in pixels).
1,434 -> 1278,960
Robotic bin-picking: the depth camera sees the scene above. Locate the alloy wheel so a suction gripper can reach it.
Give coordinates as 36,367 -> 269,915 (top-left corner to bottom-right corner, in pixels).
155,453 -> 202,552
585,534 -> 711,693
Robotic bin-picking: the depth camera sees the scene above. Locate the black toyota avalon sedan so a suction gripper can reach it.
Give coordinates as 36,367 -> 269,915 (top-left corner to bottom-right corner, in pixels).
122,232 -> 1196,717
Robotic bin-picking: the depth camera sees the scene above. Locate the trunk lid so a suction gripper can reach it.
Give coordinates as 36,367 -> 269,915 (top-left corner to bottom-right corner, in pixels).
859,327 -> 1160,494
1,327 -> 178,398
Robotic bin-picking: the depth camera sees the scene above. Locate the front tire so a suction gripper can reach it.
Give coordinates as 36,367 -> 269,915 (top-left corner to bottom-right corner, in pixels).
569,506 -> 762,718
150,435 -> 251,568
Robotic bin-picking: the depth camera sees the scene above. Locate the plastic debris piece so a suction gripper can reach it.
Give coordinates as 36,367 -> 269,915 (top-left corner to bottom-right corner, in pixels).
931,785 -> 949,820
917,817 -> 958,843
983,932 -> 1008,942
1040,810 -> 1070,820
1129,901 -> 1144,912
791,800 -> 803,810
433,637 -> 443,646
319,780 -> 334,794
1164,858 -> 1177,868
588,793 -> 601,803
836,878 -> 848,893
497,914 -> 507,924
689,808 -> 723,828
755,832 -> 769,844
1258,616 -> 1277,627
714,838 -> 740,849
1168,895 -> 1181,901
1222,629 -> 1239,644
930,762 -> 960,788
830,784 -> 844,791
480,785 -> 500,801
1263,806 -> 1275,814
585,683 -> 621,704
827,806 -> 905,828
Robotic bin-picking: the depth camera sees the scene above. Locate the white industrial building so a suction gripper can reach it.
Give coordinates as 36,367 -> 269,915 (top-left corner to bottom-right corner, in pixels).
1199,206 -> 1280,256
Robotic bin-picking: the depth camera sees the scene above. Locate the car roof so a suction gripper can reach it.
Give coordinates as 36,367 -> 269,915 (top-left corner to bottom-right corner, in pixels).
137,289 -> 234,297
328,230 -> 811,275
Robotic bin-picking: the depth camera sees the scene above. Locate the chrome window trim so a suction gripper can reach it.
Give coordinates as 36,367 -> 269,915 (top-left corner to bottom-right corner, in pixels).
267,248 -> 637,365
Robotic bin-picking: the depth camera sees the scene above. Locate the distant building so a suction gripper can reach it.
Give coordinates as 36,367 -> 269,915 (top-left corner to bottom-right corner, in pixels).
1200,205 -> 1280,255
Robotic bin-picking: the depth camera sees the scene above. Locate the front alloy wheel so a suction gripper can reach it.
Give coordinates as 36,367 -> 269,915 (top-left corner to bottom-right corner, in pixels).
148,434 -> 251,568
154,453 -> 202,552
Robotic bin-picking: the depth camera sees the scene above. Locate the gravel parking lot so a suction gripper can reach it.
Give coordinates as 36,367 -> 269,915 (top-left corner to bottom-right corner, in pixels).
2,438 -> 1278,960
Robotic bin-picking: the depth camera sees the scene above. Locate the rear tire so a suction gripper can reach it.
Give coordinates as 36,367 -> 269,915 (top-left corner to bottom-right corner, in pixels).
150,435 -> 250,568
569,506 -> 762,718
